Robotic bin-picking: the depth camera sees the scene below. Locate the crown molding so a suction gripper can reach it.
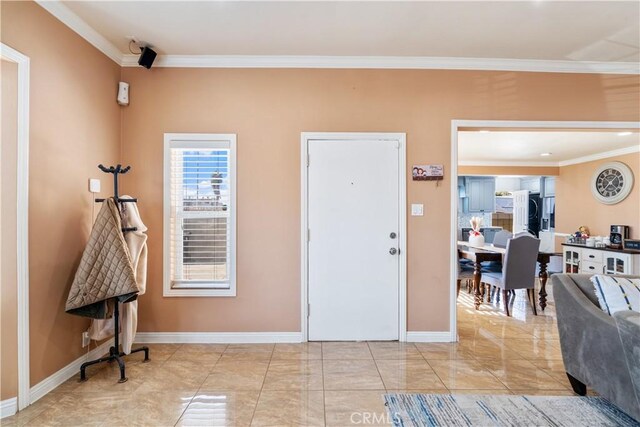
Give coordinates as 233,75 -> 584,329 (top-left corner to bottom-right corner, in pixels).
35,0 -> 123,64
34,1 -> 640,74
121,54 -> 640,74
458,160 -> 559,167
460,145 -> 640,168
557,144 -> 640,167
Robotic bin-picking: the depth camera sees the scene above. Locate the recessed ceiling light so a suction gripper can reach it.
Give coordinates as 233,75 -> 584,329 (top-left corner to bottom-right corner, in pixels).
540,152 -> 552,157
479,130 -> 490,133
617,131 -> 632,136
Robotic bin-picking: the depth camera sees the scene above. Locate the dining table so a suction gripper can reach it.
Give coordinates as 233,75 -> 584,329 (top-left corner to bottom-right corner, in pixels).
457,241 -> 560,311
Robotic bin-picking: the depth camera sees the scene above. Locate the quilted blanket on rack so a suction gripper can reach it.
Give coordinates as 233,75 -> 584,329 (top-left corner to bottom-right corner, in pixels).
65,198 -> 139,318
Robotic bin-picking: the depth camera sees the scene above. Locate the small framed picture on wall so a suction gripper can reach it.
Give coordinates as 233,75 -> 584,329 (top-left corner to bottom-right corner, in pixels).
412,164 -> 444,181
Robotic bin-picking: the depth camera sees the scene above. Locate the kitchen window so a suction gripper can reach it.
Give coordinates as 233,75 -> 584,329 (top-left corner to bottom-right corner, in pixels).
163,133 -> 237,297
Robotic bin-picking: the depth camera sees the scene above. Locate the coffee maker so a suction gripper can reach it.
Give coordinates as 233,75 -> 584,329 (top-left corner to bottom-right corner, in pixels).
610,225 -> 630,249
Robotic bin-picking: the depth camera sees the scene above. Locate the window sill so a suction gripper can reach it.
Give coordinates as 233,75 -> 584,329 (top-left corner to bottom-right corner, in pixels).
163,287 -> 236,297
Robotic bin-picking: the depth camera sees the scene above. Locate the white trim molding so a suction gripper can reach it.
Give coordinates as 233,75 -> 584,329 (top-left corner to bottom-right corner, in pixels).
450,120 -> 640,342
30,1 -> 640,74
163,133 -> 237,298
300,132 -> 407,342
134,332 -> 303,344
0,398 -> 17,419
34,0 -> 122,64
1,43 -> 31,412
459,145 -> 640,168
29,339 -> 113,405
406,332 -> 454,343
120,54 -> 640,75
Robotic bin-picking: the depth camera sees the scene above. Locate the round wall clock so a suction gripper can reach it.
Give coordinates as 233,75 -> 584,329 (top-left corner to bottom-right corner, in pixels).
590,161 -> 635,205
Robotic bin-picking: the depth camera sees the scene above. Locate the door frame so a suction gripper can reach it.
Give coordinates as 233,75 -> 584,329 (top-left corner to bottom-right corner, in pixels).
450,120 -> 640,341
300,132 -> 407,342
1,43 -> 31,411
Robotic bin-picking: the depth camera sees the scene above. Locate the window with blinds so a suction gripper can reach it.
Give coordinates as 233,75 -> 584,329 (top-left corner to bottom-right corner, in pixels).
164,134 -> 236,297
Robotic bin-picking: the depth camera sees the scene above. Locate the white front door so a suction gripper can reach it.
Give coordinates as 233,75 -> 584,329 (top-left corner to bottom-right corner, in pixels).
513,190 -> 529,234
307,138 -> 401,341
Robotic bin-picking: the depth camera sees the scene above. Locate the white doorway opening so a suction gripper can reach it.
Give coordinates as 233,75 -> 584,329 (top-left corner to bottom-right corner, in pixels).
301,133 -> 407,342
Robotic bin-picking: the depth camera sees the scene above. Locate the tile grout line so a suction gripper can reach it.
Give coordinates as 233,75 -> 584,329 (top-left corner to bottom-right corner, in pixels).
248,344 -> 275,426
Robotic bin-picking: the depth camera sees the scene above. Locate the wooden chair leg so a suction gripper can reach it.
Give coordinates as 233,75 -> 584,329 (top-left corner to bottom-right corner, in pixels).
527,288 -> 538,315
502,289 -> 510,316
486,284 -> 492,303
457,280 -> 461,298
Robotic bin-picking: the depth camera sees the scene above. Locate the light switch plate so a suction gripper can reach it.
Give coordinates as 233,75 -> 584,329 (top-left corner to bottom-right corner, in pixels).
411,204 -> 424,216
89,178 -> 101,193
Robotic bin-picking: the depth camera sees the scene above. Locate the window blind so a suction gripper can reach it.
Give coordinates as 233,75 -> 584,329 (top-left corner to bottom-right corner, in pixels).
169,146 -> 232,289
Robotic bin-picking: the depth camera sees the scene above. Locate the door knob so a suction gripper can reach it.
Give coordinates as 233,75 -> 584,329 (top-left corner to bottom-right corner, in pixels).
389,248 -> 398,255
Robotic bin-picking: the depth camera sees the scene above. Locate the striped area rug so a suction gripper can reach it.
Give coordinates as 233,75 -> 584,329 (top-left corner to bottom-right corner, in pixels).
384,394 -> 639,427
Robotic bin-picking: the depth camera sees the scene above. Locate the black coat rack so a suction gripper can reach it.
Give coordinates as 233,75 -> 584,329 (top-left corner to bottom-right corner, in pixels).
80,164 -> 150,383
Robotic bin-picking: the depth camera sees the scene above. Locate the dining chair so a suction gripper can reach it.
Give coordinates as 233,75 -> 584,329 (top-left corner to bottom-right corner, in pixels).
479,234 -> 540,316
493,230 -> 513,248
457,250 -> 475,297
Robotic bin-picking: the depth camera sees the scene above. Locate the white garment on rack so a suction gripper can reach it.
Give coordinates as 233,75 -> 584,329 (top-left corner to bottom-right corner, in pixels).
87,196 -> 148,354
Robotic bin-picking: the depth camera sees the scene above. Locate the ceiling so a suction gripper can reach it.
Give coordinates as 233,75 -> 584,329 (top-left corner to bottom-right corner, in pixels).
458,131 -> 640,165
60,1 -> 639,63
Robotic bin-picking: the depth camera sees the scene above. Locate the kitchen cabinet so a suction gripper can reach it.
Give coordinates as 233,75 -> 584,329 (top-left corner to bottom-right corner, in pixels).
520,177 -> 541,192
543,177 -> 555,197
465,177 -> 495,213
561,244 -> 640,275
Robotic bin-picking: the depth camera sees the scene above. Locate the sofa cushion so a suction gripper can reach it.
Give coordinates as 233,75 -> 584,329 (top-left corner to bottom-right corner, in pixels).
591,275 -> 640,315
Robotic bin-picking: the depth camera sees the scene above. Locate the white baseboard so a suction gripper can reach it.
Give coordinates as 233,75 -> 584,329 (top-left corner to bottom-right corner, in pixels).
406,331 -> 455,343
0,397 -> 17,419
134,332 -> 303,344
29,339 -> 113,405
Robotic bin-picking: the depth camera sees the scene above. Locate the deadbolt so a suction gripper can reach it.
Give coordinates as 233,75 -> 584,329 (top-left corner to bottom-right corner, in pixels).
389,248 -> 398,255
390,232 -> 397,239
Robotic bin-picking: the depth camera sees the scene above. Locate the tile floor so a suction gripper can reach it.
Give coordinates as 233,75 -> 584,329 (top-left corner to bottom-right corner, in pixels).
4,285 -> 578,426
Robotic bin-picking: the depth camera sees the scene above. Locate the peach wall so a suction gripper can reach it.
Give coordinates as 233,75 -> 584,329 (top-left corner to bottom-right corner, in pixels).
1,1 -> 122,385
555,152 -> 640,240
1,59 -> 19,400
458,165 -> 560,176
121,67 -> 639,334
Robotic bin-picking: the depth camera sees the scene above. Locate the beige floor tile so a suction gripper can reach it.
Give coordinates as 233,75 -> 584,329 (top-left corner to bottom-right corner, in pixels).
168,344 -> 227,364
176,390 -> 260,427
477,359 -> 568,390
251,390 -> 325,426
414,343 -> 475,360
272,343 -> 322,360
111,390 -> 195,426
503,338 -> 564,361
324,390 -> 389,426
323,360 -> 384,390
322,342 -> 372,360
1,392 -> 65,427
127,343 -> 181,365
367,342 -> 424,360
202,360 -> 269,390
375,359 -> 447,391
428,360 -> 508,390
263,359 -> 324,391
24,392 -> 131,426
459,339 -> 523,360
220,344 -> 274,361
137,360 -> 210,392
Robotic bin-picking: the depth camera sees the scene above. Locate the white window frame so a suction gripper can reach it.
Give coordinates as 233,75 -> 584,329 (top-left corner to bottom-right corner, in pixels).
163,133 -> 237,297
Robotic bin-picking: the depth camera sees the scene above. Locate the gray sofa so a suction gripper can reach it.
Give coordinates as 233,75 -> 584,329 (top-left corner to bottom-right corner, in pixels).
552,274 -> 640,421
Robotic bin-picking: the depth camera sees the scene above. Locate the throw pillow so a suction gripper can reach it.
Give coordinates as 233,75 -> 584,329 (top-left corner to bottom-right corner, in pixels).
590,275 -> 640,315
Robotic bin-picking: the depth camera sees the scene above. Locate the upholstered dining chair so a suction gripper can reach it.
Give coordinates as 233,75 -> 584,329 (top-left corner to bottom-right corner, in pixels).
480,234 -> 540,316
493,230 -> 513,248
457,250 -> 475,297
